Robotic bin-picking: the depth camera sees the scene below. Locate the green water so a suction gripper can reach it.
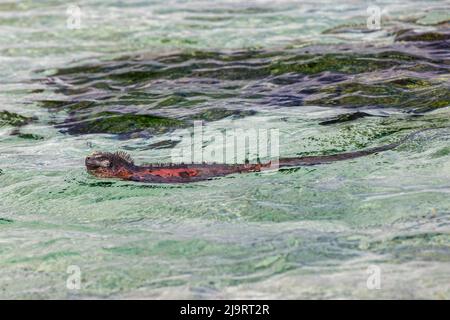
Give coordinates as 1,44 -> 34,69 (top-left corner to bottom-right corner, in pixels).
0,0 -> 449,299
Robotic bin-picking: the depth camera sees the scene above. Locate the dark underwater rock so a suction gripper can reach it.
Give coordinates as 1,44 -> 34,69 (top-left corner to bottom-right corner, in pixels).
322,23 -> 378,34
319,112 -> 380,125
0,218 -> 13,224
16,133 -> 45,140
0,111 -> 34,127
39,37 -> 450,138
395,29 -> 450,42
57,112 -> 187,135
146,140 -> 181,150
190,108 -> 256,121
305,78 -> 450,112
56,108 -> 257,137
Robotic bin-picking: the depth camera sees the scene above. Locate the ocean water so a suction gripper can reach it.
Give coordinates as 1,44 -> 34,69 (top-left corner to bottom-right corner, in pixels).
0,0 -> 449,299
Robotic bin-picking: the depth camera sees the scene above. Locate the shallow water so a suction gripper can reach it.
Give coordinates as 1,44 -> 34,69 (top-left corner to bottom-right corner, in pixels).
0,0 -> 450,299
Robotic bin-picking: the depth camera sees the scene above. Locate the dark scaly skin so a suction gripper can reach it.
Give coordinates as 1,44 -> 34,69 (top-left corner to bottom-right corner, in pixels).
84,129 -> 432,183
85,151 -> 270,183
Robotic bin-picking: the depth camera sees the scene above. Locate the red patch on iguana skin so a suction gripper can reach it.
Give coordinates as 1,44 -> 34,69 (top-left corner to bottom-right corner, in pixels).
141,168 -> 199,178
114,167 -> 134,179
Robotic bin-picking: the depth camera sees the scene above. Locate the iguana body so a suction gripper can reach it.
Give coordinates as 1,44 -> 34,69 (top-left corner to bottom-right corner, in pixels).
85,130 -> 429,183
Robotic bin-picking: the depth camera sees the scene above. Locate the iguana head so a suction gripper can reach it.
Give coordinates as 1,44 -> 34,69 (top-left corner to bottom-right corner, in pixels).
85,151 -> 134,178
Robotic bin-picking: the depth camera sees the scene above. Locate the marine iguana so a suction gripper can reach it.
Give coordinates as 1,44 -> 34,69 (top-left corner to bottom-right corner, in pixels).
85,129 -> 433,183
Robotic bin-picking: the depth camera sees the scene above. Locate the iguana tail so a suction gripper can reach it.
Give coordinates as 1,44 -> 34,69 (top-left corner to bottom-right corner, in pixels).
278,127 -> 439,167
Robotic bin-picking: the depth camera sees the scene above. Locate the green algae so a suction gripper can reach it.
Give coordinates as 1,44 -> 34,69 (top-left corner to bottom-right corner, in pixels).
306,79 -> 450,112
15,133 -> 45,140
322,23 -> 372,34
190,108 -> 256,122
395,30 -> 450,42
61,112 -> 187,135
0,110 -> 33,127
155,95 -> 207,108
431,146 -> 450,158
269,53 -> 403,75
57,108 -> 256,136
0,218 -> 14,225
319,112 -> 377,126
39,100 -> 73,109
49,49 -> 428,87
387,78 -> 434,89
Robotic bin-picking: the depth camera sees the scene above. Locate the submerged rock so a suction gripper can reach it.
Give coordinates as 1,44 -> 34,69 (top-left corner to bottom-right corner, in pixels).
56,107 -> 258,137
306,78 -> 450,112
0,111 -> 33,127
0,218 -> 13,225
15,133 -> 45,140
395,29 -> 450,42
57,112 -> 187,135
268,52 -> 415,76
322,23 -> 378,34
146,139 -> 181,150
319,112 -> 380,126
190,108 -> 256,121
40,36 -> 450,138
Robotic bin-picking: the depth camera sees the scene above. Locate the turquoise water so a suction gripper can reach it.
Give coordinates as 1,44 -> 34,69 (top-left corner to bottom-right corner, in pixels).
0,0 -> 449,299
